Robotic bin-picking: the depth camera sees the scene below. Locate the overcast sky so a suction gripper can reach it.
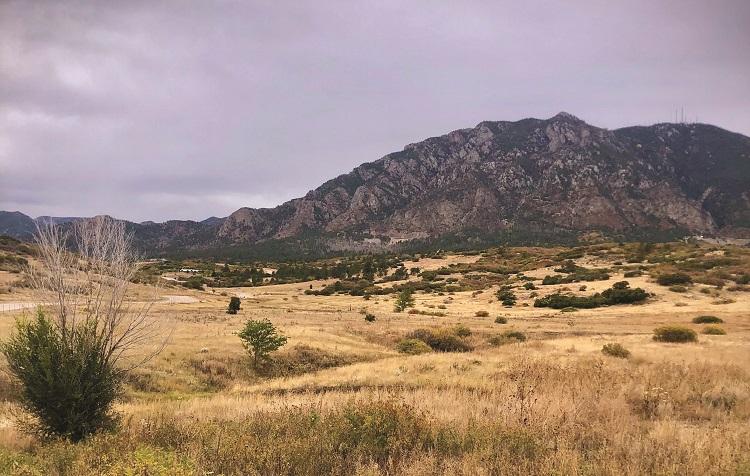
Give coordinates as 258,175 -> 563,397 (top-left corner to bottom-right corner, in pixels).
1,1 -> 749,222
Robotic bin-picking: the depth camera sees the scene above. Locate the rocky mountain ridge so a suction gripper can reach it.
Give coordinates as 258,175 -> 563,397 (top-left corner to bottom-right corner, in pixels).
3,113 -> 749,256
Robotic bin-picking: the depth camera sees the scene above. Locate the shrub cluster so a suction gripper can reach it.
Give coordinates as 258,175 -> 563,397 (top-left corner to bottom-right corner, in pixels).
656,273 -> 692,286
488,330 -> 527,346
404,328 -> 473,352
496,288 -> 517,306
653,326 -> 697,343
534,281 -> 648,309
396,338 -> 432,355
541,266 -> 610,285
692,315 -> 723,324
601,343 -> 630,358
702,326 -> 726,335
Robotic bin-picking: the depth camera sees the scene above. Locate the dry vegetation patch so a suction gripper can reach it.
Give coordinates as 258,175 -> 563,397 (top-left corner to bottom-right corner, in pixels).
0,241 -> 749,474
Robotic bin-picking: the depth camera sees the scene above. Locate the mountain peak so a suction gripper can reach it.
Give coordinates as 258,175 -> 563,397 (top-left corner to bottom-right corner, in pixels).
550,111 -> 583,122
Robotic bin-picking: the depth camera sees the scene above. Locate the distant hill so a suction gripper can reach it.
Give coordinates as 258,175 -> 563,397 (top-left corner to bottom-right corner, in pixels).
3,113 -> 749,257
0,211 -> 37,239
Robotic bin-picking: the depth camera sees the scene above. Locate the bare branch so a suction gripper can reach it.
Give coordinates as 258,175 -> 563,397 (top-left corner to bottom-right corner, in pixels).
28,216 -> 168,371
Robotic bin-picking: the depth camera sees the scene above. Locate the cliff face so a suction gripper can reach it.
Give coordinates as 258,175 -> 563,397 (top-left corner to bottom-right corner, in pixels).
215,112 -> 749,245
4,113 -> 749,252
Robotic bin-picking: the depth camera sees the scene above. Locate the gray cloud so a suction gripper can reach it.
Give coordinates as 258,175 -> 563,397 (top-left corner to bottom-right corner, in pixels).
2,0 -> 749,222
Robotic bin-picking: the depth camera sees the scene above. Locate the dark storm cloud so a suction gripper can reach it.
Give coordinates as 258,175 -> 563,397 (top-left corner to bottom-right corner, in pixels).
2,0 -> 749,222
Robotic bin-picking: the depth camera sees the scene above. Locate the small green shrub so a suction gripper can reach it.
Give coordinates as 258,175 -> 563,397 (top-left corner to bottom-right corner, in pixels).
653,326 -> 697,343
488,330 -> 527,346
668,285 -> 687,293
1,311 -> 120,441
702,326 -> 726,335
394,289 -> 415,312
692,315 -> 723,324
182,276 -> 205,290
406,328 -> 472,352
238,319 -> 288,367
454,325 -> 471,337
494,316 -> 508,324
656,273 -> 692,286
600,281 -> 649,304
496,289 -> 517,306
523,282 -> 536,290
475,310 -> 489,317
502,330 -> 527,342
601,343 -> 630,358
364,313 -> 376,322
396,338 -> 431,355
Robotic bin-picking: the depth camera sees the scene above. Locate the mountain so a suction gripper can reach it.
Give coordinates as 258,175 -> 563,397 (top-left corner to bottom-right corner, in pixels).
3,113 -> 749,256
0,211 -> 37,239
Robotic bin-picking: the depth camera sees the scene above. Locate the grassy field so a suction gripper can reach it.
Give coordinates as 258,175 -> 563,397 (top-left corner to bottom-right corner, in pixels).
0,242 -> 749,474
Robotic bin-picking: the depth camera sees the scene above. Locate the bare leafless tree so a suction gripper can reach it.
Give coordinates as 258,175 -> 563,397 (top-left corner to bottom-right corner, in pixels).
29,216 -> 167,373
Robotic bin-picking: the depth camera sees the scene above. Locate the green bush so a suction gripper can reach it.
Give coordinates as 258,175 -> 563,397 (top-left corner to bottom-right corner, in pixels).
668,285 -> 687,293
523,282 -> 536,290
502,330 -> 527,342
542,275 -> 563,285
534,293 -> 603,309
600,281 -> 649,304
702,326 -> 726,335
692,315 -> 723,324
656,273 -> 692,286
182,276 -> 205,290
494,316 -> 508,324
1,311 -> 120,441
601,343 -> 630,358
535,281 -> 648,309
496,289 -> 517,306
396,339 -> 432,355
454,325 -> 471,337
488,330 -> 527,346
227,296 -> 241,314
542,267 -> 610,284
364,313 -> 376,322
475,310 -> 489,317
653,326 -> 697,343
406,328 -> 473,352
394,289 -> 415,312
238,319 -> 288,367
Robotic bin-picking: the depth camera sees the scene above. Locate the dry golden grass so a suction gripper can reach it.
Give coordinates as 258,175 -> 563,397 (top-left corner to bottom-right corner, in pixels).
0,247 -> 749,474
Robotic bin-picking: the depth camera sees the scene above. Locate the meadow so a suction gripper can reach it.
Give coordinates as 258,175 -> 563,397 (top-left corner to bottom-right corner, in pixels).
0,241 -> 749,475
